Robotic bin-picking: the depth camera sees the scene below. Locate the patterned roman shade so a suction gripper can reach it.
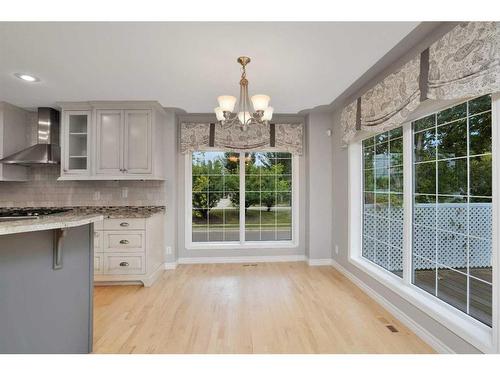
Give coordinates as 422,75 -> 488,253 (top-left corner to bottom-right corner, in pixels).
180,122 -> 304,155
427,22 -> 500,100
360,55 -> 421,131
341,22 -> 500,145
341,55 -> 422,145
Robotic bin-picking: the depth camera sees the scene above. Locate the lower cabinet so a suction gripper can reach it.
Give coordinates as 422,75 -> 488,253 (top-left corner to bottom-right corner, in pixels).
93,214 -> 164,287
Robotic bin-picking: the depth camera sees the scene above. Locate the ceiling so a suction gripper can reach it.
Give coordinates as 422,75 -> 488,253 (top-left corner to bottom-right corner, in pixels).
0,22 -> 419,113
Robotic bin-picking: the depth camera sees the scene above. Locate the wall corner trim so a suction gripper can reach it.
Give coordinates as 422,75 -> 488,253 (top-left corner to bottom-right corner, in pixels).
164,262 -> 178,270
331,259 -> 455,354
307,258 -> 333,266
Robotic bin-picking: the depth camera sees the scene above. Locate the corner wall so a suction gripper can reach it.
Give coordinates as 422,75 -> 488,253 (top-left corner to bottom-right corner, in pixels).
306,112 -> 333,261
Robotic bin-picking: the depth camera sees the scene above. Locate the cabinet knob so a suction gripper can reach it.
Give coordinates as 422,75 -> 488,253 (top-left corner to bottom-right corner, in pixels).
119,239 -> 129,245
119,262 -> 129,267
119,222 -> 129,227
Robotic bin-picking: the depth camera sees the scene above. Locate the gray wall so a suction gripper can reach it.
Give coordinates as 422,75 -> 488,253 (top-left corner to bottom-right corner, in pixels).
162,109 -> 178,263
306,112 -> 333,260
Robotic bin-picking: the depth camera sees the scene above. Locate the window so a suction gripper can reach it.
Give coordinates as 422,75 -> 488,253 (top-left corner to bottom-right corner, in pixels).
412,95 -> 493,327
351,94 -> 496,349
190,151 -> 295,245
362,127 -> 404,276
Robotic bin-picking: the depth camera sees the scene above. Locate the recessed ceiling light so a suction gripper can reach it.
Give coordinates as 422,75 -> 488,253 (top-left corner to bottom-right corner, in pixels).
14,73 -> 40,82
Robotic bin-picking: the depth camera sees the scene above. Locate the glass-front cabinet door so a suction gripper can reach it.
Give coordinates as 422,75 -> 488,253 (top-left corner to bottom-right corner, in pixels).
62,110 -> 91,176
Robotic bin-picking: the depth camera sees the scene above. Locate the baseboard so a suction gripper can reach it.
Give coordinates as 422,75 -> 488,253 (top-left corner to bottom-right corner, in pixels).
142,263 -> 166,287
164,261 -> 178,270
177,255 -> 306,264
307,258 -> 333,266
331,259 -> 455,354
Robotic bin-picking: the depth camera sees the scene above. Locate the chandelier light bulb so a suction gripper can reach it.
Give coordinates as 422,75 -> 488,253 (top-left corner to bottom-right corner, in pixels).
214,107 -> 225,121
251,94 -> 270,111
238,111 -> 251,125
217,95 -> 237,112
262,106 -> 274,121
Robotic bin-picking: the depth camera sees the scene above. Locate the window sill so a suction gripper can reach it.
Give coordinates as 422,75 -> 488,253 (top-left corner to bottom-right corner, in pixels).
349,255 -> 494,353
186,241 -> 298,251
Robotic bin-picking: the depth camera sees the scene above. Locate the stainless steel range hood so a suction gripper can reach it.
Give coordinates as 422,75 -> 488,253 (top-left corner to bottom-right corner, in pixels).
0,107 -> 60,166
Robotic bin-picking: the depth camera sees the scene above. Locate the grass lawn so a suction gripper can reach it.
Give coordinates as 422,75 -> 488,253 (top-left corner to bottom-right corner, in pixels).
193,207 -> 292,229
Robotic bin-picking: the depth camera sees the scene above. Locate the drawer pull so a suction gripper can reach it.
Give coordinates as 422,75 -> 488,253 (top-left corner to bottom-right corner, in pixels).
119,239 -> 129,245
120,222 -> 129,227
119,262 -> 129,267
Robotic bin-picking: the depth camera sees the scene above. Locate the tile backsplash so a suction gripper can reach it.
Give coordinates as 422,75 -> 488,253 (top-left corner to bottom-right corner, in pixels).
0,166 -> 166,208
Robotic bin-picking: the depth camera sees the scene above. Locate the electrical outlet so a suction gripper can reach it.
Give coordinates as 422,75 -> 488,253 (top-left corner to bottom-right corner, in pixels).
335,245 -> 339,255
121,187 -> 128,199
93,191 -> 100,201
165,246 -> 172,255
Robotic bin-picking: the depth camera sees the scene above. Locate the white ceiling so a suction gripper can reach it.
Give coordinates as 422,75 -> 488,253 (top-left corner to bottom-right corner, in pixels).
0,22 -> 419,113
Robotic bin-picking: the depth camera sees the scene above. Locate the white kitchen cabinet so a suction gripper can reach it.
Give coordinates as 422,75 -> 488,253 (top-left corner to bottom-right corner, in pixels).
61,110 -> 91,177
58,101 -> 166,180
95,109 -> 123,176
0,102 -> 29,181
124,110 -> 152,174
93,213 -> 165,287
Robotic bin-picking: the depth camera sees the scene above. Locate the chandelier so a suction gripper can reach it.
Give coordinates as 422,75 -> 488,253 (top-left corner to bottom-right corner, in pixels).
214,56 -> 273,130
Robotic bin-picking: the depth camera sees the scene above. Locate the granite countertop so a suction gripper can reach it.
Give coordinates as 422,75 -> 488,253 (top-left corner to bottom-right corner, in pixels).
71,206 -> 165,218
0,206 -> 165,236
0,212 -> 104,236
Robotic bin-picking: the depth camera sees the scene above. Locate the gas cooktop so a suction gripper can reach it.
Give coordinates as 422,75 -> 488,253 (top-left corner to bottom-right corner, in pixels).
0,208 -> 71,220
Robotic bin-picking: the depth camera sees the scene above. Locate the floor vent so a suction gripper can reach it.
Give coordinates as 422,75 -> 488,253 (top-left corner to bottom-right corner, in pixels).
386,325 -> 399,333
242,263 -> 258,267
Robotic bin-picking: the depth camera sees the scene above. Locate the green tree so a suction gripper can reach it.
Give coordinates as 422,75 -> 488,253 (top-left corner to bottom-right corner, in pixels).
192,152 -> 224,219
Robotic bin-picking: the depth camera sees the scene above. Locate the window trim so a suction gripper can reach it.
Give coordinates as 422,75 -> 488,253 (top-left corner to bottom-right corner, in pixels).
348,94 -> 500,353
185,151 -> 300,250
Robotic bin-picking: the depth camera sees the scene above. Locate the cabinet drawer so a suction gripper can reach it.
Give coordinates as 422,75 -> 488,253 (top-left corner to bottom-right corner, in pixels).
104,253 -> 145,275
103,231 -> 145,253
94,253 -> 104,274
103,218 -> 145,230
93,231 -> 103,252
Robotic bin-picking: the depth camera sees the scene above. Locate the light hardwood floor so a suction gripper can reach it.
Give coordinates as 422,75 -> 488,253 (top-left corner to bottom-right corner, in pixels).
93,262 -> 434,354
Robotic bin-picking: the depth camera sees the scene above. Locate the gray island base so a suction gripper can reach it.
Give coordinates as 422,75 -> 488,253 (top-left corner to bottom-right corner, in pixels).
0,214 -> 102,353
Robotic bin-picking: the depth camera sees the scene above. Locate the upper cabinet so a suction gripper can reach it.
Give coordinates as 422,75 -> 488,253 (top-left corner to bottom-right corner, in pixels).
124,110 -> 152,174
58,102 -> 165,180
62,110 -> 91,176
95,109 -> 123,176
0,102 -> 29,181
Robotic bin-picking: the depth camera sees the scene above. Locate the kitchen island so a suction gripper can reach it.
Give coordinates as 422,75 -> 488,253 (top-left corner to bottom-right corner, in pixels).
0,211 -> 103,353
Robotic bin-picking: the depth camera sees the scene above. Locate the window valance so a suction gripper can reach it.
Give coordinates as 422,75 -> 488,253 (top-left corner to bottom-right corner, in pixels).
341,22 -> 499,145
180,122 -> 304,155
427,22 -> 500,100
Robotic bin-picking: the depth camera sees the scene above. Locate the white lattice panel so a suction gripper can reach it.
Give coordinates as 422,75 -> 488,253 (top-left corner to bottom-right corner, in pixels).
363,203 -> 492,271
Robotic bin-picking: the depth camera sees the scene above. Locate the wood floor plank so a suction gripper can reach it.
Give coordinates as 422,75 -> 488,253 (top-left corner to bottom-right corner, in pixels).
93,262 -> 435,354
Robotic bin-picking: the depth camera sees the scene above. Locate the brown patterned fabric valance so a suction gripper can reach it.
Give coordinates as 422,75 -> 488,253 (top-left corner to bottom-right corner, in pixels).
180,122 -> 304,155
427,22 -> 500,100
341,22 -> 500,145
